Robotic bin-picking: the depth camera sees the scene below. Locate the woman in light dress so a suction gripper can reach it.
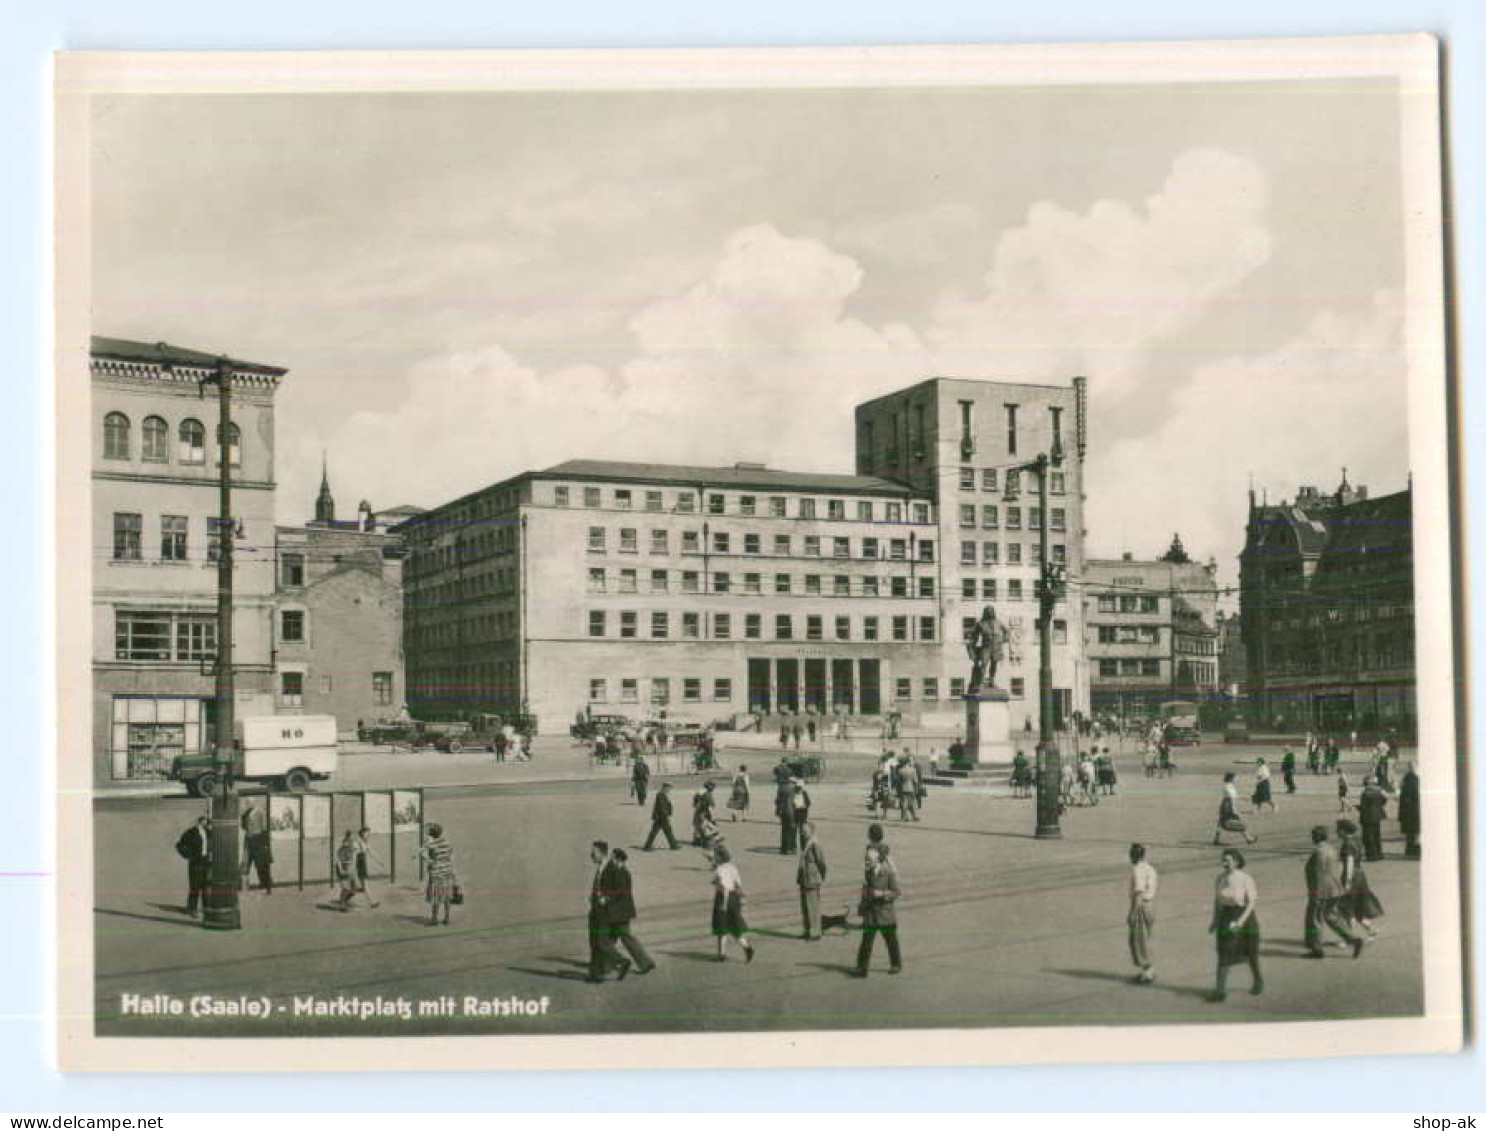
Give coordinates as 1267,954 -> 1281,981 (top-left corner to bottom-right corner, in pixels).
1207,848 -> 1263,1002
727,764 -> 751,822
709,843 -> 755,963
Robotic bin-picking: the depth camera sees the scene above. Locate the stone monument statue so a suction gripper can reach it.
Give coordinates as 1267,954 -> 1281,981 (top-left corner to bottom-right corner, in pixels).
965,605 -> 1008,693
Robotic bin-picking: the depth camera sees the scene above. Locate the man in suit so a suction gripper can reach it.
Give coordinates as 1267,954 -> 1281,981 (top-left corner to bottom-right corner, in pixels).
586,840 -> 631,983
777,775 -> 799,855
852,843 -> 902,976
240,799 -> 274,894
603,848 -> 656,974
1359,775 -> 1388,861
631,755 -> 650,808
1304,825 -> 1363,958
642,782 -> 680,850
176,815 -> 212,918
796,820 -> 828,941
1398,763 -> 1421,858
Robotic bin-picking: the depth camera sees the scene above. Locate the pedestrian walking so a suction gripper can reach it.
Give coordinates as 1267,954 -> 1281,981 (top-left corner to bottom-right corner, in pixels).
777,776 -> 799,855
870,763 -> 893,818
240,798 -> 274,894
1303,825 -> 1363,959
642,782 -> 681,851
175,815 -> 212,919
1281,746 -> 1298,795
354,825 -> 380,897
779,724 -> 790,750
1337,768 -> 1352,813
792,723 -> 803,751
896,756 -> 921,822
1012,749 -> 1032,799
727,764 -> 751,821
692,781 -> 717,846
797,820 -> 828,941
1252,758 -> 1275,812
335,830 -> 379,911
1127,843 -> 1158,985
1143,740 -> 1158,779
1208,848 -> 1264,1001
1325,737 -> 1340,774
631,755 -> 650,808
1097,747 -> 1117,796
1359,776 -> 1388,861
1079,751 -> 1099,807
586,840 -> 633,983
806,718 -> 817,744
493,730 -> 508,763
1337,819 -> 1383,938
851,843 -> 902,977
1398,763 -> 1421,858
1213,773 -> 1257,846
709,844 -> 755,963
421,823 -> 456,926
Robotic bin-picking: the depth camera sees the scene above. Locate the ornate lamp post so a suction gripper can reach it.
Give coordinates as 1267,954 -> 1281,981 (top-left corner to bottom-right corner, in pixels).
1022,437 -> 1066,839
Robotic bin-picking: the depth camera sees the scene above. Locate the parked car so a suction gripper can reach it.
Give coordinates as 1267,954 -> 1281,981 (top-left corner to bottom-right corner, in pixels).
172,715 -> 337,796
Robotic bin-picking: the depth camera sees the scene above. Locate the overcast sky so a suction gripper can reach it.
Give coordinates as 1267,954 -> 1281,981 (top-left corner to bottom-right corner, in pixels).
90,80 -> 1412,588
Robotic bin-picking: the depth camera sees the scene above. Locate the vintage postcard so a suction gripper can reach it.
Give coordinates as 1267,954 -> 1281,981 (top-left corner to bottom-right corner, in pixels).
53,36 -> 1463,1072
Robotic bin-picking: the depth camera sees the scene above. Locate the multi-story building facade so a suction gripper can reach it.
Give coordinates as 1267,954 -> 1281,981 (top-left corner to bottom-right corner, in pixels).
273,468 -> 406,735
1216,610 -> 1247,698
1083,536 -> 1220,718
1240,477 -> 1415,734
399,377 -> 1091,733
92,336 -> 286,785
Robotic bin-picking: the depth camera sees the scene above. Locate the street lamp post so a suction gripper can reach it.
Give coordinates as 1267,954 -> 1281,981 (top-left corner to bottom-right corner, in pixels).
1029,441 -> 1065,839
202,357 -> 242,930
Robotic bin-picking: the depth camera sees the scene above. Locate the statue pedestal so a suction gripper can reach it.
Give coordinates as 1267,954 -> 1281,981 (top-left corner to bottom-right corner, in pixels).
964,690 -> 1015,766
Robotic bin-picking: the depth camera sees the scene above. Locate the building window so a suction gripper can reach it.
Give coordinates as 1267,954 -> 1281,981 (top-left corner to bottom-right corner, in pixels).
770,496 -> 787,517
982,542 -> 999,565
738,495 -> 756,516
833,575 -> 850,597
650,569 -> 668,593
1119,595 -> 1138,613
744,572 -> 762,594
676,492 -> 696,513
1140,596 -> 1159,613
1139,626 -> 1160,644
804,536 -> 821,556
650,529 -> 669,554
895,677 -> 912,701
950,677 -> 966,699
651,679 -> 671,705
614,489 -> 632,510
590,679 -> 607,703
554,485 -> 571,506
1004,404 -> 1019,455
682,570 -> 700,593
159,515 -> 187,562
588,610 -> 606,637
913,503 -> 931,524
713,532 -> 730,554
775,574 -> 791,595
178,418 -> 205,464
1120,659 -> 1141,675
681,612 -> 700,638
103,412 -> 130,460
886,539 -> 904,561
890,577 -> 908,599
981,579 -> 997,600
714,572 -> 732,594
857,501 -> 873,521
806,615 -> 823,641
920,617 -> 936,641
715,613 -> 731,639
863,538 -> 879,559
215,423 -> 241,469
923,678 -> 939,701
835,616 -> 850,641
776,615 -> 793,640
805,575 -> 822,596
280,610 -> 305,642
620,612 -> 637,639
832,537 -> 850,558
619,569 -> 638,594
140,416 -> 169,463
1008,580 -> 1023,600
982,505 -> 999,530
918,540 -> 934,562
1097,595 -> 1117,613
1029,507 -> 1043,531
745,614 -> 762,640
1007,543 -> 1023,565
864,616 -> 879,641
982,469 -> 998,492
918,577 -> 935,598
1099,659 -> 1118,677
862,576 -> 879,597
587,527 -> 606,553
744,533 -> 761,555
1141,660 -> 1161,676
960,541 -> 976,565
588,568 -> 606,593
281,553 -> 305,588
892,616 -> 908,641
1053,544 -> 1067,564
1050,472 -> 1066,494
112,513 -> 142,560
620,679 -> 639,703
584,487 -> 602,507
1006,507 -> 1022,531
960,468 -> 976,491
1053,619 -> 1068,644
959,505 -> 976,529
714,678 -> 732,701
620,528 -> 638,554
886,502 -> 903,523
706,494 -> 726,515
1010,677 -> 1025,698
961,579 -> 976,599
651,612 -> 669,639
765,534 -> 787,557
1050,508 -> 1066,532
684,678 -> 702,703
205,516 -> 231,562
828,500 -> 846,521
281,671 -> 304,707
372,671 -> 393,705
799,498 -> 817,519
645,490 -> 664,512
682,530 -> 700,553
1097,625 -> 1116,644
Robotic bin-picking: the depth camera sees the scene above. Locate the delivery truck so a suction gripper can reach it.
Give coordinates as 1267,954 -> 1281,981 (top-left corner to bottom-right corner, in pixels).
170,715 -> 338,796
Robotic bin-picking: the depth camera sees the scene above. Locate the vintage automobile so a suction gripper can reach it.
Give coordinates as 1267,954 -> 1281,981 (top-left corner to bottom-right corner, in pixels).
172,715 -> 337,796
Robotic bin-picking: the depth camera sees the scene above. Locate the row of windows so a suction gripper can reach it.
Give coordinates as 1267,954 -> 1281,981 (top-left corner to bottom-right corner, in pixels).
1096,659 -> 1165,678
587,674 -> 1029,705
585,526 -> 937,562
587,609 -> 939,643
956,466 -> 1067,496
957,504 -> 1066,532
111,512 -> 234,562
554,484 -> 933,524
280,670 -> 395,707
114,611 -> 217,662
1093,594 -> 1163,614
1093,625 -> 1163,645
1262,604 -> 1412,631
1267,635 -> 1414,673
585,567 -> 937,599
959,540 -> 1066,566
102,412 -> 240,467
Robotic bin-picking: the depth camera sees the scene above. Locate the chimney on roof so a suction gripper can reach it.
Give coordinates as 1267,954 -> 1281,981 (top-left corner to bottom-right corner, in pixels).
733,462 -> 767,471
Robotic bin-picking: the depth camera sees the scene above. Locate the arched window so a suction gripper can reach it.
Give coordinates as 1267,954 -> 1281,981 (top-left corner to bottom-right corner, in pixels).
178,419 -> 205,464
214,422 -> 241,469
103,412 -> 130,460
141,416 -> 169,462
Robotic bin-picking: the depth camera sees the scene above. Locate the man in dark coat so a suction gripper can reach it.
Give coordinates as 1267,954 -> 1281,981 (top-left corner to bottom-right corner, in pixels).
601,848 -> 655,975
1398,763 -> 1421,858
631,756 -> 650,808
1303,825 -> 1362,958
851,843 -> 902,976
586,841 -> 631,983
176,816 -> 212,918
1281,746 -> 1298,795
240,799 -> 274,893
1358,776 -> 1389,861
796,820 -> 828,940
642,782 -> 680,850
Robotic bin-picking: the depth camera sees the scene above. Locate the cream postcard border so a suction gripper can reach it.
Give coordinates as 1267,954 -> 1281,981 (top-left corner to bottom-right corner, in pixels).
53,34 -> 1463,1074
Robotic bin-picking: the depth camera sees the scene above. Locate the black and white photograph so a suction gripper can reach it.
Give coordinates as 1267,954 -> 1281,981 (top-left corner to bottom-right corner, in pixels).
53,37 -> 1463,1072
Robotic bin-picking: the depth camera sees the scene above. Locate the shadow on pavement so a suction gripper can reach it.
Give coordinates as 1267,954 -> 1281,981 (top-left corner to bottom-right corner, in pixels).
1049,967 -> 1211,1000
659,950 -> 725,964
797,961 -> 861,978
506,965 -> 592,983
95,905 -> 198,928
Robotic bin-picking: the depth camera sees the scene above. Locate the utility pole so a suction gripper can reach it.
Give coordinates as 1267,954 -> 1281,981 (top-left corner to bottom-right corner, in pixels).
1032,438 -> 1066,840
202,357 -> 241,930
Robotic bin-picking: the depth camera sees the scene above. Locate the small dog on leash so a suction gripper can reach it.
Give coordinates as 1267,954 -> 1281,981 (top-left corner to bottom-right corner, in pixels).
819,906 -> 853,934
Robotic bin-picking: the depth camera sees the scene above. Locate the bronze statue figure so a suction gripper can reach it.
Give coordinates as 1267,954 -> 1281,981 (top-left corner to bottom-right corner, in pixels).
965,605 -> 1008,693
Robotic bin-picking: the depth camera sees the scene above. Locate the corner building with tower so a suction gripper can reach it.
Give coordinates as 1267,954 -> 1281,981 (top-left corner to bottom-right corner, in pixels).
398,377 -> 1091,735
